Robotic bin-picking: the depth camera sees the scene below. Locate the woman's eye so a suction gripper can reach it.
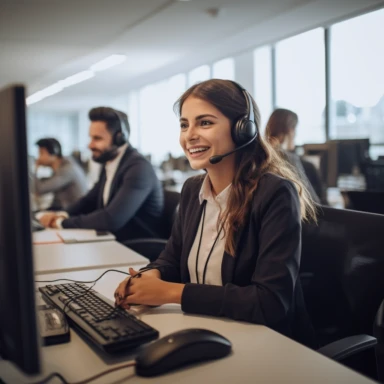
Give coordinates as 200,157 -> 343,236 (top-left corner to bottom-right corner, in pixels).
201,120 -> 212,126
180,123 -> 188,130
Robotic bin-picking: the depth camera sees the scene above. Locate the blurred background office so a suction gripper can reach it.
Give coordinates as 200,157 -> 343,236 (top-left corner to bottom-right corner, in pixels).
1,0 -> 383,214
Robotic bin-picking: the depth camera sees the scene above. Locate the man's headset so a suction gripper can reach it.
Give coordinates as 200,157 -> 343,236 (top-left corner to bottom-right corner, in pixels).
209,81 -> 258,165
112,109 -> 130,147
42,138 -> 62,157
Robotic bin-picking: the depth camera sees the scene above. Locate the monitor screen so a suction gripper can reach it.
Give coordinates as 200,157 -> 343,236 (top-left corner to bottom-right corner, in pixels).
334,138 -> 370,176
0,85 -> 41,374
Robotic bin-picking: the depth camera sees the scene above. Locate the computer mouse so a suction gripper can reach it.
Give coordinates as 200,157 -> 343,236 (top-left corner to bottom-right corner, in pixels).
135,328 -> 232,377
45,311 -> 63,329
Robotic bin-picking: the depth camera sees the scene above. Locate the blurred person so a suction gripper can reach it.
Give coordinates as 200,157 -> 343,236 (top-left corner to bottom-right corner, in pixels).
39,107 -> 164,242
114,80 -> 317,348
265,108 -> 328,205
34,138 -> 88,210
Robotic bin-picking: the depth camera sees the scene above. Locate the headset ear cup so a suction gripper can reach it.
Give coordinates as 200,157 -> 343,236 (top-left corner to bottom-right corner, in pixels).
232,118 -> 245,146
232,118 -> 257,146
114,131 -> 125,147
244,120 -> 257,141
112,111 -> 128,147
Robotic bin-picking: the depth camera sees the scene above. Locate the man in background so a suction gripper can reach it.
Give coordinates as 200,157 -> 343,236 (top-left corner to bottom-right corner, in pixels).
39,107 -> 164,242
34,138 -> 88,210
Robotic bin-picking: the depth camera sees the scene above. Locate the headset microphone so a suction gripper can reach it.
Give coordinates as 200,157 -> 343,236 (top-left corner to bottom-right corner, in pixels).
208,81 -> 258,165
209,134 -> 257,164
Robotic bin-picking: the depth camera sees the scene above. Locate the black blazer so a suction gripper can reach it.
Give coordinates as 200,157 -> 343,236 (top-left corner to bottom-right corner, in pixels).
63,146 -> 164,242
148,173 -> 316,348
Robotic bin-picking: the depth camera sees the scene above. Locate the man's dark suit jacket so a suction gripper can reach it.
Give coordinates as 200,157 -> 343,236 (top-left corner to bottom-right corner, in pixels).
62,146 -> 164,242
148,173 -> 316,348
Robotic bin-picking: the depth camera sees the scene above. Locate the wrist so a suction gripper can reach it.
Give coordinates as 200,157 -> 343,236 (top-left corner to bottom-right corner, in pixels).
168,283 -> 184,304
141,268 -> 161,279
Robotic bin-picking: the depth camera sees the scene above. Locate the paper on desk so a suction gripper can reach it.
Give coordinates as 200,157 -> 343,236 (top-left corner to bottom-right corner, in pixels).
56,229 -> 115,244
33,230 -> 63,244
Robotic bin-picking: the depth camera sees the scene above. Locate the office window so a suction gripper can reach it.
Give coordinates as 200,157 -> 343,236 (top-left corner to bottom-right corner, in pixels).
163,73 -> 187,158
139,74 -> 187,164
27,111 -> 78,157
127,91 -> 139,149
254,46 -> 273,132
212,58 -> 235,80
275,28 -> 326,145
330,9 -> 384,144
188,65 -> 210,87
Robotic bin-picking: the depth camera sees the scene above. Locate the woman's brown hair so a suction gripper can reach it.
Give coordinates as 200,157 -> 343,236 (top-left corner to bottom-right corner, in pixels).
265,108 -> 298,146
174,79 -> 317,256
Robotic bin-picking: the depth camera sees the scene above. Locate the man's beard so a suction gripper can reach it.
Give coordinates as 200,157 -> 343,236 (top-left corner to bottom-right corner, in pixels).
92,146 -> 119,164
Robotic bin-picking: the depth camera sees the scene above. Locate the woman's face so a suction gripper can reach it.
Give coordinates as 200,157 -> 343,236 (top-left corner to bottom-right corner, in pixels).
179,96 -> 235,170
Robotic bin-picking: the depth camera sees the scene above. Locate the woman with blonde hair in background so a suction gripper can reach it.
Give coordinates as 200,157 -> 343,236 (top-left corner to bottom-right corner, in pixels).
265,108 -> 328,205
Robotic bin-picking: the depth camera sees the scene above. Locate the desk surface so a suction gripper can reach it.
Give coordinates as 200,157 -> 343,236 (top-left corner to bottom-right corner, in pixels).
33,241 -> 148,275
0,268 -> 374,384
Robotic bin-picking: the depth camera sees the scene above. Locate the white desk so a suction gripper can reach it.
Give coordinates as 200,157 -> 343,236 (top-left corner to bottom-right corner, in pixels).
0,268 -> 375,384
33,241 -> 148,275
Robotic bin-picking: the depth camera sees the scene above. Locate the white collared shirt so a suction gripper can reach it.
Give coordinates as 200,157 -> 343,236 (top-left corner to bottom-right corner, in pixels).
103,144 -> 128,206
187,175 -> 231,286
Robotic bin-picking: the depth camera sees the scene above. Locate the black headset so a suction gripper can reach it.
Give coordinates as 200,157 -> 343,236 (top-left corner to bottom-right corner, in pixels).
230,81 -> 258,145
209,81 -> 258,165
51,140 -> 62,156
112,109 -> 130,147
38,138 -> 62,157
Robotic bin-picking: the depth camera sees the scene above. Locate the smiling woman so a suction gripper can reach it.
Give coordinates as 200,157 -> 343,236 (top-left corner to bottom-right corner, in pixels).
115,79 -> 318,349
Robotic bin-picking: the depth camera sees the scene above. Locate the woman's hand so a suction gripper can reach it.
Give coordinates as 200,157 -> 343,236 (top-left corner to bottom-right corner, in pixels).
114,268 -> 160,302
39,212 -> 58,227
114,268 -> 184,309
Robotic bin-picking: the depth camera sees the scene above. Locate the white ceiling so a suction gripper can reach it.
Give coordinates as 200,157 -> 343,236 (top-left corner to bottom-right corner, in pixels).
1,0 -> 383,112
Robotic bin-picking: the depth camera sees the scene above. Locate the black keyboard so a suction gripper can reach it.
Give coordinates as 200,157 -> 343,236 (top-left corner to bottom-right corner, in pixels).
39,283 -> 159,354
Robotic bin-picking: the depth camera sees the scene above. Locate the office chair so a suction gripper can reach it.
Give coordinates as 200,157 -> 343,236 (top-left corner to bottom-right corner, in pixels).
301,206 -> 384,379
374,299 -> 384,383
300,158 -> 329,205
123,189 -> 180,261
341,190 -> 384,215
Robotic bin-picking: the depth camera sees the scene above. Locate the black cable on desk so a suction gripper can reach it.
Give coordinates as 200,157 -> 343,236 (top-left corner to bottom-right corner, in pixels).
35,268 -> 130,284
32,361 -> 136,384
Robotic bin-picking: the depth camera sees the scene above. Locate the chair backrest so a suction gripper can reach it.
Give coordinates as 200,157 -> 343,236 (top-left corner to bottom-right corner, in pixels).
342,190 -> 384,215
301,206 -> 384,346
158,189 -> 180,239
374,299 -> 384,383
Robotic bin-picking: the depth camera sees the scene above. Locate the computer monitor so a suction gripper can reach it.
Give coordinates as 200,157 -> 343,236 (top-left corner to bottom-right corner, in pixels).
331,138 -> 370,176
0,85 -> 41,374
303,140 -> 371,188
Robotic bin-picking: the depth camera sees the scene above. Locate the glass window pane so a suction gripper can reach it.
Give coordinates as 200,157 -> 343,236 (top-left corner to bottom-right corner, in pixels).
330,9 -> 384,144
188,65 -> 210,87
127,91 -> 139,148
212,58 -> 235,80
163,73 -> 187,159
27,111 -> 78,156
276,28 -> 326,145
139,74 -> 187,164
254,46 -> 273,132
